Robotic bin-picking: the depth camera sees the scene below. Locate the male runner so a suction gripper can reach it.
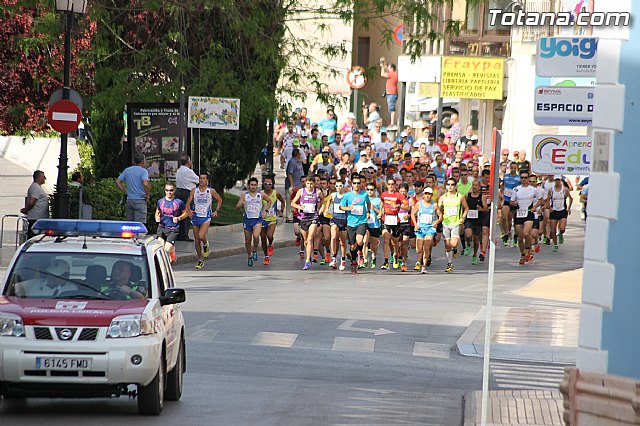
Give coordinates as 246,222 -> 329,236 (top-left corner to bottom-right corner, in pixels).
500,162 -> 521,247
511,172 -> 544,265
236,177 -> 267,266
363,183 -> 382,268
464,180 -> 487,265
397,183 -> 412,272
186,172 -> 222,269
329,180 -> 348,270
379,178 -> 406,270
548,175 -> 573,252
260,176 -> 285,265
412,186 -> 439,274
340,174 -> 371,273
155,183 -> 189,263
438,178 -> 469,272
291,177 -> 321,270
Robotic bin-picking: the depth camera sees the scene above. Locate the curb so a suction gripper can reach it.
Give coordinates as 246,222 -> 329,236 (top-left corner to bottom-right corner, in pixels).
173,238 -> 299,266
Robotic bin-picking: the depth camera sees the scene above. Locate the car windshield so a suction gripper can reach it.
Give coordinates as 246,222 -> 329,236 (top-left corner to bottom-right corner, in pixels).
3,253 -> 150,300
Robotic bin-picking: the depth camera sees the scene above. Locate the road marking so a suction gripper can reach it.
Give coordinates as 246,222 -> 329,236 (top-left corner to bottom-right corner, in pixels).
251,332 -> 298,348
491,361 -> 568,390
332,336 -> 375,353
187,319 -> 220,341
412,342 -> 451,359
337,319 -> 395,336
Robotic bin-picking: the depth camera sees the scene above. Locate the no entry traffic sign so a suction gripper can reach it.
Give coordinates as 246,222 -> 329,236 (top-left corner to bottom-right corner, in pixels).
47,99 -> 82,134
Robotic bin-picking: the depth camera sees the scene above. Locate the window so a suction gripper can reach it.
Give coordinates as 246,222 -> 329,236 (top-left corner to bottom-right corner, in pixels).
357,37 -> 370,67
484,0 -> 511,36
5,253 -> 150,300
154,252 -> 167,295
465,3 -> 481,34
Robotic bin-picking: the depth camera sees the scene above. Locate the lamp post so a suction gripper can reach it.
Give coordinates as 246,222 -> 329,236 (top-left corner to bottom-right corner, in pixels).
53,0 -> 86,219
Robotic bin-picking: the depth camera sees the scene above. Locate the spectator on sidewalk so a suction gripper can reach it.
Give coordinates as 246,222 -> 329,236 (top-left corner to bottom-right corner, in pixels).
284,148 -> 304,222
115,153 -> 150,224
21,170 -> 49,239
380,57 -> 398,129
175,155 -> 199,241
363,102 -> 381,132
70,171 -> 84,187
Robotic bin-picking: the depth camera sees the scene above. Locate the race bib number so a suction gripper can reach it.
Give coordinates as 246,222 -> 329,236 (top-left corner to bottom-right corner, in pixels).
445,207 -> 458,217
303,203 -> 316,214
504,188 -> 513,198
246,203 -> 260,218
333,203 -> 342,214
516,208 -> 528,218
467,209 -> 478,219
367,214 -> 376,224
419,213 -> 433,225
195,205 -> 209,216
384,214 -> 398,226
553,200 -> 564,210
398,212 -> 409,223
351,204 -> 364,216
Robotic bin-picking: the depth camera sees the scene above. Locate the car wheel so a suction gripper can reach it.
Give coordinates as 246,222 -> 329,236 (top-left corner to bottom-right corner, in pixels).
166,337 -> 184,401
138,358 -> 164,415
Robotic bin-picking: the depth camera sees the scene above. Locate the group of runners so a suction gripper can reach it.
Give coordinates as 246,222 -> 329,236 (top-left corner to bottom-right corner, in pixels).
233,159 -> 575,273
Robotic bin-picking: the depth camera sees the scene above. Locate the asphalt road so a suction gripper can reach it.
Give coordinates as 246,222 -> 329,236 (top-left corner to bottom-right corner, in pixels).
0,221 -> 585,425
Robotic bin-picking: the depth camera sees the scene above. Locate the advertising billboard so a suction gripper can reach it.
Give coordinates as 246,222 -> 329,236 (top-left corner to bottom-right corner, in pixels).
532,134 -> 592,175
533,86 -> 594,126
127,103 -> 181,180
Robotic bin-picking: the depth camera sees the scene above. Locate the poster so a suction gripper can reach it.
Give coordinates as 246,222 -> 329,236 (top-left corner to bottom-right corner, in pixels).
127,103 -> 181,180
533,86 -> 594,126
532,134 -> 592,175
440,57 -> 504,100
188,97 -> 240,130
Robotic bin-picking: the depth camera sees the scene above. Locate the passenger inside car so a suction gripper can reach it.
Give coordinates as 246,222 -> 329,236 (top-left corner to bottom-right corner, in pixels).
14,259 -> 77,297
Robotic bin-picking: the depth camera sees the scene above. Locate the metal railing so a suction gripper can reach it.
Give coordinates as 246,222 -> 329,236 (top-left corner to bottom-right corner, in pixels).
1,214 -> 29,250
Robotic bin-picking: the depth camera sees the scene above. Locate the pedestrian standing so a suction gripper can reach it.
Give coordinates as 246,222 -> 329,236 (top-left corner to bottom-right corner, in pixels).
115,153 -> 150,224
175,154 -> 199,241
21,170 -> 49,239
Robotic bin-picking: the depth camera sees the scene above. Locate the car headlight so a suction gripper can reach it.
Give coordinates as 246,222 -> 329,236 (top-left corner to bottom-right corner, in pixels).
0,313 -> 24,337
107,314 -> 154,338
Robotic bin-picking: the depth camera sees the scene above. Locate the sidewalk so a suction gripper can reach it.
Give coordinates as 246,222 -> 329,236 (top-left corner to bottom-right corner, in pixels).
464,389 -> 565,425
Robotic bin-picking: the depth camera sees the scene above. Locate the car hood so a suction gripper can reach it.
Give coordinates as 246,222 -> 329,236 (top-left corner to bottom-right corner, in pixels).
0,297 -> 149,326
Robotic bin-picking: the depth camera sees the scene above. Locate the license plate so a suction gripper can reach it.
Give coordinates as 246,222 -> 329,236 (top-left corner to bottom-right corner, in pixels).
35,357 -> 92,370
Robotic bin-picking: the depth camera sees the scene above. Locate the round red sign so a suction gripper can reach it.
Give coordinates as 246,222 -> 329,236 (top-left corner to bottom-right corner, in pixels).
346,66 -> 367,89
47,99 -> 82,134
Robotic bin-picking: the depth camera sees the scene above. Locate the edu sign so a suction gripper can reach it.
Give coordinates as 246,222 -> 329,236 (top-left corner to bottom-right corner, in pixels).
532,135 -> 592,175
536,37 -> 597,77
533,86 -> 594,126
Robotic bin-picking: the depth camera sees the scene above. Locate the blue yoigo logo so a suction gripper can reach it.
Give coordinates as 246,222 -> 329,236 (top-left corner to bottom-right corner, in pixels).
539,37 -> 598,59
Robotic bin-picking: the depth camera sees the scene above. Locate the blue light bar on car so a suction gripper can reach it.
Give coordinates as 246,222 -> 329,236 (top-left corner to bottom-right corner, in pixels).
32,220 -> 148,238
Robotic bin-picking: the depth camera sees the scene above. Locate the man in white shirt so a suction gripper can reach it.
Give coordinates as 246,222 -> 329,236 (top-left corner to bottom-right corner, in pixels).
355,151 -> 377,173
176,155 -> 200,241
16,260 -> 77,298
373,133 -> 393,166
21,170 -> 49,239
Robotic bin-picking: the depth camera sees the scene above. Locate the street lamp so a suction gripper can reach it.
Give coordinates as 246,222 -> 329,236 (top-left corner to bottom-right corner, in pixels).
53,0 -> 86,219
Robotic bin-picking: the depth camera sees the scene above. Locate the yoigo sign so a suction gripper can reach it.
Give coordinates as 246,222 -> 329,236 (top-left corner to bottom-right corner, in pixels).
534,86 -> 594,126
536,37 -> 598,77
532,135 -> 592,175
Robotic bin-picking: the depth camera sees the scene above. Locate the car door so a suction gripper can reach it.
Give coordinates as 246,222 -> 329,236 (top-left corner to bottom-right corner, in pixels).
153,250 -> 177,368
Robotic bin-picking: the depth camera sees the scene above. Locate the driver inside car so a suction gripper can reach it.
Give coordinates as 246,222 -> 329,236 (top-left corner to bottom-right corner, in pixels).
102,260 -> 147,299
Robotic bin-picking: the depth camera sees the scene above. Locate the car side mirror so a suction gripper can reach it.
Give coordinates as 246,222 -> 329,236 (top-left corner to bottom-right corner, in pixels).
160,288 -> 186,306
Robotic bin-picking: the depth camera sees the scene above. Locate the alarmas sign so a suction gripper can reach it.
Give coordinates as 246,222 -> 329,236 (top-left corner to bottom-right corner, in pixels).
532,135 -> 592,175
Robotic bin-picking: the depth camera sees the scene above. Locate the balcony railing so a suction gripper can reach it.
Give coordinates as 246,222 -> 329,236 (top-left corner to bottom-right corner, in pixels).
520,0 -> 555,41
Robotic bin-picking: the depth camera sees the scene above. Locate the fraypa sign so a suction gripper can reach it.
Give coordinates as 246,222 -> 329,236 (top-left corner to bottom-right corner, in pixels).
533,86 -> 594,126
536,37 -> 598,77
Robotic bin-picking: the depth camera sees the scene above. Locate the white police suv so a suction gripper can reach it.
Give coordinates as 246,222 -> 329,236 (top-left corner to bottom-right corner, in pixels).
0,220 -> 186,415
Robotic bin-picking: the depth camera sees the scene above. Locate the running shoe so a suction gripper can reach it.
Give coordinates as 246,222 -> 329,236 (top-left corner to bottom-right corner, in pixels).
357,252 -> 364,267
553,245 -> 559,252
170,251 -> 177,263
401,263 -> 407,272
313,252 -> 318,263
445,263 -> 453,273
325,252 -> 331,263
303,261 -> 311,270
502,235 -> 508,246
371,258 -> 376,269
295,237 -> 301,246
427,256 -> 432,267
471,256 -> 478,265
511,238 -> 518,248
558,233 -> 564,244
479,252 -> 485,262
320,258 -> 326,265
393,257 -> 399,269
363,258 -> 368,267
535,244 -> 540,253
339,260 -> 346,271
414,261 -> 421,271
526,254 -> 534,262
248,257 -> 254,267
203,244 -> 210,258
420,266 -> 427,274
463,247 -> 470,256
452,248 -> 459,258
268,245 -> 274,256
381,261 -> 389,270
252,251 -> 258,261
195,260 -> 204,269
519,256 -> 526,265
299,250 -> 305,259
329,259 -> 337,269
263,257 -> 270,265
544,236 -> 551,245
351,262 -> 358,274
